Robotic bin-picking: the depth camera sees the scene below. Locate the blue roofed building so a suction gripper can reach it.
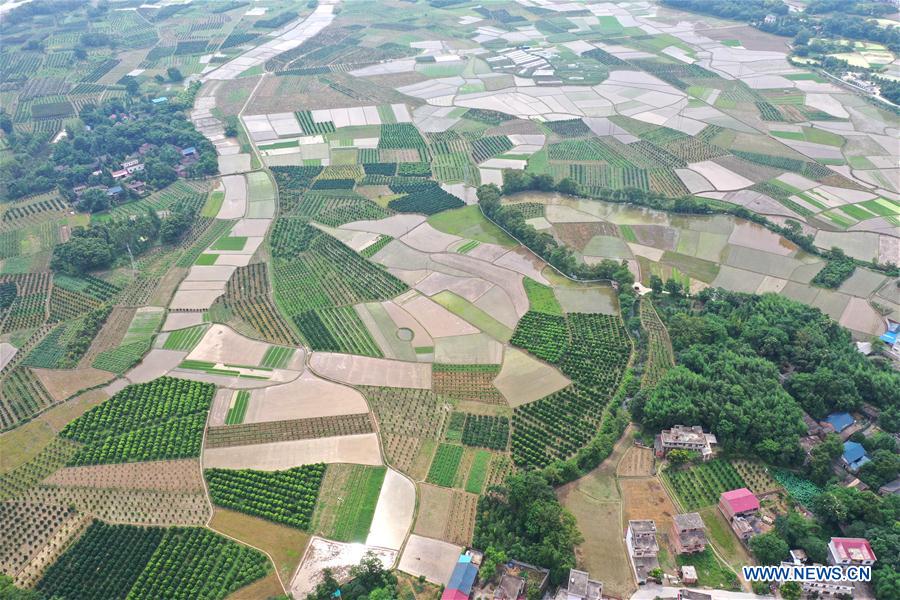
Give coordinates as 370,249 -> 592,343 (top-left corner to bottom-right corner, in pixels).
181,146 -> 197,156
825,412 -> 854,434
842,441 -> 870,472
441,554 -> 478,600
151,97 -> 168,104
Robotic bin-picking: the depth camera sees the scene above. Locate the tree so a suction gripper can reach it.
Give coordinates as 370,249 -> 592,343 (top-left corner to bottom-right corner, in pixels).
556,177 -> 579,195
781,581 -> 802,600
667,449 -> 699,465
51,235 -> 113,274
124,76 -> 140,96
649,275 -> 663,294
167,67 -> 184,82
664,277 -> 683,296
749,531 -> 789,565
479,546 -> 507,582
807,433 -> 842,485
78,188 -> 110,213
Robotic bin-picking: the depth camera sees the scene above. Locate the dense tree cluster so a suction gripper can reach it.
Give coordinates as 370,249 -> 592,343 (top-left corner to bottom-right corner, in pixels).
633,290 -> 900,464
478,183 -> 634,287
474,471 -> 582,584
305,553 -> 397,600
51,197 -> 196,274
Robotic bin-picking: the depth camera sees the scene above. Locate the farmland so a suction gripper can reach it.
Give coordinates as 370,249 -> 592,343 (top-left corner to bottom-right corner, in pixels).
1,0 -> 899,594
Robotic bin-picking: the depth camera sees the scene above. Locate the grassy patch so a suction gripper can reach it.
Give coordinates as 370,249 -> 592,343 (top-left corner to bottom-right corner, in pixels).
427,205 -> 516,247
201,191 -> 225,218
523,277 -> 562,316
313,465 -> 386,543
431,291 -> 513,342
676,548 -> 739,590
0,419 -> 55,473
465,450 -> 491,494
426,443 -> 463,488
195,253 -> 218,265
162,325 -> 206,351
260,346 -> 294,369
225,390 -> 250,425
211,235 -> 247,251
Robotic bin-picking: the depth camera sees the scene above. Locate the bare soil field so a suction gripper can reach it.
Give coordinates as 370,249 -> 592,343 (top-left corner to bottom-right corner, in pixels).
30,367 -> 115,402
43,459 -> 203,492
244,371 -> 370,423
20,486 -> 210,526
79,307 -> 134,366
398,534 -> 462,585
0,420 -> 55,473
309,353 -> 432,389
557,427 -> 635,598
202,434 -> 383,469
227,572 -> 284,600
413,483 -> 453,540
365,468 -> 415,551
617,446 -> 654,477
493,348 -> 570,407
291,537 -> 396,599
620,477 -> 679,559
445,490 -> 478,546
209,507 -> 310,585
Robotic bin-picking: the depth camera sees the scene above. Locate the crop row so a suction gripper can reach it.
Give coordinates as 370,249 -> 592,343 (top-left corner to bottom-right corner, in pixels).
293,306 -> 383,357
206,413 -> 374,448
667,460 -> 747,510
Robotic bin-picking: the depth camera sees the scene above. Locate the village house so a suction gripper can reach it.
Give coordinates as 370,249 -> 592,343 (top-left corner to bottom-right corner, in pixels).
111,168 -> 129,179
719,488 -> 761,541
828,538 -> 877,567
442,554 -> 478,600
680,565 -> 697,585
781,552 -> 855,599
842,441 -> 870,472
823,412 -> 862,441
625,520 -> 659,584
654,425 -> 717,461
563,569 -> 602,600
671,512 -> 707,554
490,560 -> 548,599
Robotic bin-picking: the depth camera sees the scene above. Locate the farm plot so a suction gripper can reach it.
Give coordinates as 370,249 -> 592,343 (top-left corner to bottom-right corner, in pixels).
0,500 -> 80,582
1,366 -> 57,430
273,231 -> 408,315
639,299 -> 674,389
665,460 -> 747,511
43,459 -> 203,493
59,376 -> 215,466
431,363 -> 504,404
203,434 -> 383,470
0,437 -> 80,500
365,467 -> 416,550
426,443 -> 463,488
293,306 -> 383,357
311,464 -> 386,543
205,464 -> 326,530
92,307 -> 164,374
221,263 -> 300,347
205,413 -> 374,448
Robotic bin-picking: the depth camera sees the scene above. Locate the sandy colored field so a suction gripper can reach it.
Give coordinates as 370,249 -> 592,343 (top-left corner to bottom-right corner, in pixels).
44,459 -> 203,492
620,477 -> 679,559
38,389 -> 107,431
162,312 -> 205,331
291,537 -> 396,599
243,370 -> 369,423
493,348 -> 570,407
203,434 -> 383,469
0,419 -> 55,473
365,467 -> 415,551
617,446 -> 654,477
309,353 -> 431,389
557,426 -> 635,598
218,174 -> 248,220
413,483 -> 453,539
30,367 -> 115,402
398,534 -> 462,585
124,349 -> 188,383
400,293 -> 479,338
187,324 -> 271,366
209,507 -> 310,585
227,572 -> 284,600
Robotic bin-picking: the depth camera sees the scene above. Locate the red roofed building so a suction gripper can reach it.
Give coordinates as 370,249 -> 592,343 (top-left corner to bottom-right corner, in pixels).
828,537 -> 877,566
718,488 -> 760,521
